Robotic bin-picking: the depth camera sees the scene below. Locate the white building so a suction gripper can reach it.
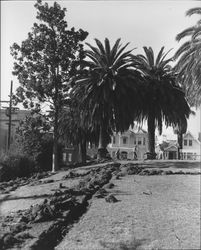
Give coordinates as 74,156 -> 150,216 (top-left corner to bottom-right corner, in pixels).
162,131 -> 201,160
181,132 -> 201,160
107,127 -> 148,160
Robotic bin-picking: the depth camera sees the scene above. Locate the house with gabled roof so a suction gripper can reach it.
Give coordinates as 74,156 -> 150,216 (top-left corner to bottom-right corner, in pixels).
162,131 -> 201,160
163,141 -> 178,160
107,126 -> 148,160
181,131 -> 201,160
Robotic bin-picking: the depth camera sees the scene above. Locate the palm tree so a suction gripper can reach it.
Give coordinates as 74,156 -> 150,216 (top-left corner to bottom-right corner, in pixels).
174,7 -> 201,107
72,38 -> 143,159
133,47 -> 191,159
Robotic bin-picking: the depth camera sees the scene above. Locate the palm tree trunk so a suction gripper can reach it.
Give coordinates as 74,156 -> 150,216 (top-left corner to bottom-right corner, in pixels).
147,112 -> 156,159
177,132 -> 183,160
97,125 -> 108,159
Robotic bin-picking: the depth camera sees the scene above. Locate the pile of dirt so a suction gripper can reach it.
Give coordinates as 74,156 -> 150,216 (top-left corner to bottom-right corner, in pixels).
0,163 -> 117,250
115,163 -> 201,177
62,170 -> 90,179
0,172 -> 52,194
1,162 -> 200,249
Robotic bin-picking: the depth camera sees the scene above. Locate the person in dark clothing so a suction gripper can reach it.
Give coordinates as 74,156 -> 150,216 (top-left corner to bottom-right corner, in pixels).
116,149 -> 120,160
133,146 -> 138,160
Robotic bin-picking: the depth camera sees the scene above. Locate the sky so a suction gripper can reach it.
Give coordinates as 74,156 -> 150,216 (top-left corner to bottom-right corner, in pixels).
1,0 -> 201,139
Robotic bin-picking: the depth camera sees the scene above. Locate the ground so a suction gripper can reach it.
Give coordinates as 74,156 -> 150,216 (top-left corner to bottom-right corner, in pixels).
57,174 -> 200,250
0,160 -> 200,250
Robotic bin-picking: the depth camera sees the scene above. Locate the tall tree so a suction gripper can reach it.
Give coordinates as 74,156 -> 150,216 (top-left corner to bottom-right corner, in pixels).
174,7 -> 201,107
10,0 -> 88,171
72,38 -> 143,159
133,47 -> 191,159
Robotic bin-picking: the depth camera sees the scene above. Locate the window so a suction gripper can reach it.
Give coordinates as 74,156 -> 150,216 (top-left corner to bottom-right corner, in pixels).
68,153 -> 72,162
138,138 -> 142,145
113,136 -> 116,144
62,153 -> 66,162
123,137 -> 127,144
184,140 -> 187,146
134,139 -> 136,145
189,140 -> 192,146
143,138 -> 146,145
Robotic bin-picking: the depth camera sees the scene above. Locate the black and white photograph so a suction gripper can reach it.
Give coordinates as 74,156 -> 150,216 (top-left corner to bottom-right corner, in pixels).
0,0 -> 201,249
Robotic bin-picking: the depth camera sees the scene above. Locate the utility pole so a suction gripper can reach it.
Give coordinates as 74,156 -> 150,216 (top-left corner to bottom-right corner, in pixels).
7,81 -> 13,150
0,81 -> 17,152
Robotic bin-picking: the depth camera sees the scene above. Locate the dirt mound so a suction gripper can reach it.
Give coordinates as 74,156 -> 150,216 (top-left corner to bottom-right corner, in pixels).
0,163 -> 116,249
0,172 -> 52,194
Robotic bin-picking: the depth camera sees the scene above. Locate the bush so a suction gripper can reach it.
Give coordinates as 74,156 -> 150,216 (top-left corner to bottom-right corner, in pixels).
36,135 -> 63,172
11,133 -> 63,172
0,153 -> 35,182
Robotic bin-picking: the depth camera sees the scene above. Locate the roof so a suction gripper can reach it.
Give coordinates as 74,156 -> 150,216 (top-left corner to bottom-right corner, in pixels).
129,125 -> 147,134
164,144 -> 178,151
183,131 -> 201,145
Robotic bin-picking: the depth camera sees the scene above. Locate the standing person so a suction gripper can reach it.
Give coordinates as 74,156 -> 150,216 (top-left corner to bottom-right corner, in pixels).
159,149 -> 163,160
133,146 -> 138,160
116,149 -> 120,160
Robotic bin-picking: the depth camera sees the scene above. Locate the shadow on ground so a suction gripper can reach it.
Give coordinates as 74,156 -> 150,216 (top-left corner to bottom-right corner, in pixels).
0,194 -> 51,203
100,237 -> 148,250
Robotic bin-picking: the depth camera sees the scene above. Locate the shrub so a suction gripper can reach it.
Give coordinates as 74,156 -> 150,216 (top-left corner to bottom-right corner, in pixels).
0,153 -> 35,182
36,135 -> 63,172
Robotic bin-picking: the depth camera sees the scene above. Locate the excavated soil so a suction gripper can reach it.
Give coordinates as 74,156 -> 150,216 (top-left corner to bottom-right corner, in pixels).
56,174 -> 200,250
0,161 -> 200,250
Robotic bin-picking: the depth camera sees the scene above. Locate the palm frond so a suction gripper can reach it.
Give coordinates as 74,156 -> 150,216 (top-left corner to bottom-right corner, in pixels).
110,38 -> 121,62
160,48 -> 173,63
85,43 -> 101,57
158,58 -> 173,70
186,7 -> 201,17
176,27 -> 196,41
113,42 -> 130,64
104,38 -> 111,60
192,27 -> 201,40
143,47 -> 154,66
174,41 -> 193,59
155,46 -> 165,66
94,38 -> 106,56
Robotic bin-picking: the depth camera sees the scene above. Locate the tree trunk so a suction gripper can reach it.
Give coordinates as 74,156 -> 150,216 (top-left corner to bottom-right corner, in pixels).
52,113 -> 59,172
80,138 -> 87,164
52,69 -> 59,172
177,132 -> 183,160
97,125 -> 108,160
147,112 -> 156,159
